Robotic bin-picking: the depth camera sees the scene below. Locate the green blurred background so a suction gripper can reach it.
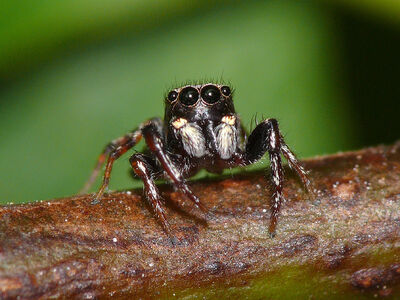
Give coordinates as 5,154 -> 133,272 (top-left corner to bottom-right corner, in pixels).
1,0 -> 399,204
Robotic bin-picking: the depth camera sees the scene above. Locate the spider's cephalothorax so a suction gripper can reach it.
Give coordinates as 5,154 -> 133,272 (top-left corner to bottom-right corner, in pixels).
80,83 -> 313,237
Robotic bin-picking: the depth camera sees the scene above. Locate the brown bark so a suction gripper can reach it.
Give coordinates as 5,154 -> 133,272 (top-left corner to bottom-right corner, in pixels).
1,143 -> 400,299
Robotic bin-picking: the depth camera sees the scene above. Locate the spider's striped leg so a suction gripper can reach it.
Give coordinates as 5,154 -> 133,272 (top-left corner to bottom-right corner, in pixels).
130,153 -> 173,237
280,139 -> 314,196
141,121 -> 207,212
268,147 -> 284,237
91,137 -> 139,204
82,118 -> 162,204
79,129 -> 142,195
243,118 -> 285,237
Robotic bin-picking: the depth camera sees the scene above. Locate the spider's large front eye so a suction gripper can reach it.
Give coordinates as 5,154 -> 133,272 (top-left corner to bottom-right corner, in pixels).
179,87 -> 199,106
201,85 -> 221,104
167,90 -> 178,102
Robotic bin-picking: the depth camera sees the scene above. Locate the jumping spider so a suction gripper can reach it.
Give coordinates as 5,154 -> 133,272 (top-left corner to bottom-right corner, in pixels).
81,82 -> 312,237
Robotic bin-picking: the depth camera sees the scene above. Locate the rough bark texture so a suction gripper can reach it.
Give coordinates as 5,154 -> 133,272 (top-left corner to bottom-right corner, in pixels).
1,143 -> 400,299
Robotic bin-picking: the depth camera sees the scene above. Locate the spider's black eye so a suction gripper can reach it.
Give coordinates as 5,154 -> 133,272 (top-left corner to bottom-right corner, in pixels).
179,87 -> 199,106
201,85 -> 221,104
221,85 -> 231,97
167,90 -> 178,102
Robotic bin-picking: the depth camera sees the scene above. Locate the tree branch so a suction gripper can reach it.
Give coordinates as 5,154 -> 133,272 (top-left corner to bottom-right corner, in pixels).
1,143 -> 400,299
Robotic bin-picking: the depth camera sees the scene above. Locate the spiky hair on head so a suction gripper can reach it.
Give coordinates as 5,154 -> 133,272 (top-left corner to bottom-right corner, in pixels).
164,77 -> 234,99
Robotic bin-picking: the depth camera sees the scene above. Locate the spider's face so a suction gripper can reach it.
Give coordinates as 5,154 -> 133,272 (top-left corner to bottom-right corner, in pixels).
164,83 -> 235,123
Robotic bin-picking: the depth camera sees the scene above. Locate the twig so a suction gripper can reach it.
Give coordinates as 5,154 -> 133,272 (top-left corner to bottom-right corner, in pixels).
1,143 -> 400,299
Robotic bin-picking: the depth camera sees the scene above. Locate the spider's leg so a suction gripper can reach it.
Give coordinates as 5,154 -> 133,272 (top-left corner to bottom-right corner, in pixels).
86,118 -> 162,204
90,134 -> 141,204
80,129 -> 142,194
141,121 -> 207,212
280,138 -> 314,196
129,153 -> 172,236
267,145 -> 284,237
243,118 -> 285,237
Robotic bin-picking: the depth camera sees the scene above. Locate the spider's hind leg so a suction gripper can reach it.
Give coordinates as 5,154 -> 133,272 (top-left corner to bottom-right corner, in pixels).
90,131 -> 142,204
80,129 -> 142,195
83,118 -> 162,204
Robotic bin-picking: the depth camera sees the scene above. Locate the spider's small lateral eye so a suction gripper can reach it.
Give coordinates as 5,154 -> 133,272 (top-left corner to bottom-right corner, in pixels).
201,85 -> 221,104
221,86 -> 231,97
179,87 -> 199,106
167,90 -> 178,102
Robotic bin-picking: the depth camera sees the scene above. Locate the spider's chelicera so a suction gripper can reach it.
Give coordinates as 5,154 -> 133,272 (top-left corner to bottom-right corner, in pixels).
81,83 -> 313,237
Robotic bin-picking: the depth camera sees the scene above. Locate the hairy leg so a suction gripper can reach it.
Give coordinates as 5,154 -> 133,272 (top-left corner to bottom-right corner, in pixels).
246,118 -> 284,236
243,118 -> 310,236
80,130 -> 142,194
141,121 -> 207,212
82,118 -> 162,204
129,153 -> 172,235
280,140 -> 313,195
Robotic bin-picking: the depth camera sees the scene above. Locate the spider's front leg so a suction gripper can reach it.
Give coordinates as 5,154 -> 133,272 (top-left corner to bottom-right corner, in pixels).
141,121 -> 207,212
129,153 -> 172,235
243,118 -> 312,237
